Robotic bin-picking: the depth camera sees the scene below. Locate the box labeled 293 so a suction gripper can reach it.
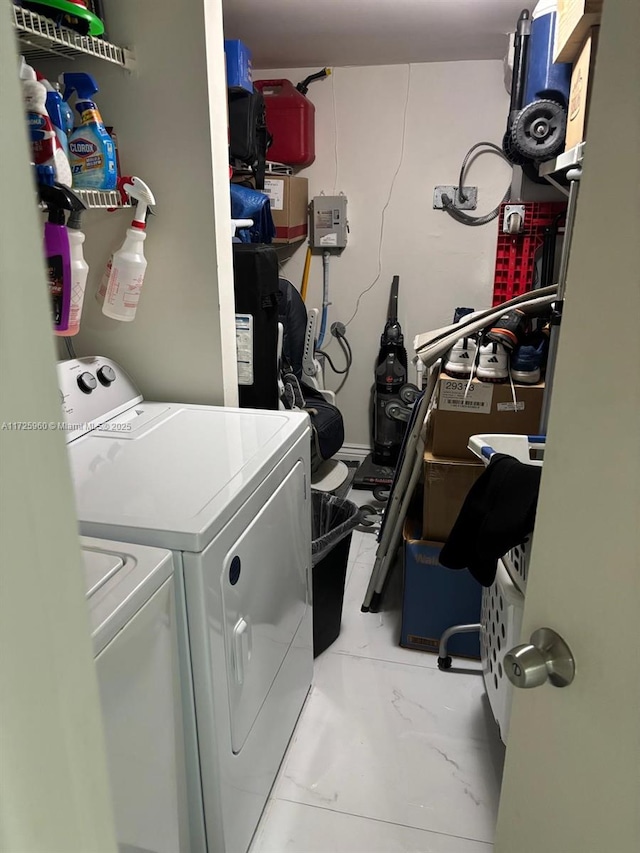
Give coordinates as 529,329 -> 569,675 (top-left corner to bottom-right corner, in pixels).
430,373 -> 544,460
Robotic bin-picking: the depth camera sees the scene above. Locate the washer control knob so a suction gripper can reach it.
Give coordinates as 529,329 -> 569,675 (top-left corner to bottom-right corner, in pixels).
97,365 -> 116,386
77,372 -> 97,394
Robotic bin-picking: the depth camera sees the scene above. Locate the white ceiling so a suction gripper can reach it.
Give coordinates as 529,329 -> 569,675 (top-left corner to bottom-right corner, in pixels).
222,0 -> 528,69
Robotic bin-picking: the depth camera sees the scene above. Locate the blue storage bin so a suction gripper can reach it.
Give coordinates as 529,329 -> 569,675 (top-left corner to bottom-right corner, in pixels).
224,39 -> 253,93
401,517 -> 481,659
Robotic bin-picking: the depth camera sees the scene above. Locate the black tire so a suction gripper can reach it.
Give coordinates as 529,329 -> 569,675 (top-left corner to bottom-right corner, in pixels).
372,485 -> 390,503
502,128 -> 529,166
522,160 -> 552,185
512,100 -> 567,161
399,383 -> 420,406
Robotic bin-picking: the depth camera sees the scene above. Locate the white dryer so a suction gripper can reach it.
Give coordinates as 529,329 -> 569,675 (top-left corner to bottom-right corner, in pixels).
82,537 -> 191,853
60,357 -> 313,853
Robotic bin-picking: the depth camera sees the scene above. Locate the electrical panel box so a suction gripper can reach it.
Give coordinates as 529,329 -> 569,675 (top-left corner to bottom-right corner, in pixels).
310,195 -> 348,248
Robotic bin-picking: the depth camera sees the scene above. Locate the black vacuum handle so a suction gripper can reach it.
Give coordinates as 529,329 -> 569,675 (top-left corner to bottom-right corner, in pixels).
388,275 -> 400,324
509,10 -> 532,120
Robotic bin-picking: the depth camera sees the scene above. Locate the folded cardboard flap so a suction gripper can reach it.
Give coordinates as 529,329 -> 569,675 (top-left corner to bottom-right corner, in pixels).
565,26 -> 600,152
554,0 -> 603,64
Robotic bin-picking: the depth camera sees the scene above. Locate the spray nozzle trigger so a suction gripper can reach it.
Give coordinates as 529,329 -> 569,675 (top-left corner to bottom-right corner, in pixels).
37,182 -> 86,225
60,72 -> 99,103
121,177 -> 156,228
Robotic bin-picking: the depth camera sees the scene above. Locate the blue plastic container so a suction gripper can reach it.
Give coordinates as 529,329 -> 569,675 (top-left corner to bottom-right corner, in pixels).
525,1 -> 572,106
401,518 -> 482,660
225,39 -> 253,93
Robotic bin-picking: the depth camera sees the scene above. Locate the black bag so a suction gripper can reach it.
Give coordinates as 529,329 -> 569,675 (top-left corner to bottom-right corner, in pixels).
228,90 -> 271,189
303,387 -> 345,472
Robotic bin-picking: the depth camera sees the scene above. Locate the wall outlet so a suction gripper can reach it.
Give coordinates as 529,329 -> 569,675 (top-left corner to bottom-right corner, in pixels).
433,186 -> 478,210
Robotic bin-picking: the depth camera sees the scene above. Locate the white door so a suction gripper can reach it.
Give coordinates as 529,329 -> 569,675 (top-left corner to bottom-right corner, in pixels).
221,461 -> 309,754
495,2 -> 640,851
0,10 -> 117,850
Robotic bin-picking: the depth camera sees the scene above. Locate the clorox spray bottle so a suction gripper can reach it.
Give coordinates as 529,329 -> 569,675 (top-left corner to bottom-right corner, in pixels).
62,72 -> 117,189
102,178 -> 155,321
21,57 -> 72,186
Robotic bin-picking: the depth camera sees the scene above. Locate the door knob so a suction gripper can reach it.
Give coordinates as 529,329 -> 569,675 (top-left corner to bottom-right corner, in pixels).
504,627 -> 575,689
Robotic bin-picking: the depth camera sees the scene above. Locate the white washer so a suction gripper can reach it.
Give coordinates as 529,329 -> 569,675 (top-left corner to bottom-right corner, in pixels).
82,537 -> 191,853
60,357 -> 313,853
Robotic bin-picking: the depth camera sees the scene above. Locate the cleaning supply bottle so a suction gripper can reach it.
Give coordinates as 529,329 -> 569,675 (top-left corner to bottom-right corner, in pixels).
21,57 -> 72,187
61,72 -> 117,190
95,176 -> 149,305
39,73 -> 70,157
58,74 -> 75,140
102,177 -> 156,321
60,205 -> 89,336
38,182 -> 86,334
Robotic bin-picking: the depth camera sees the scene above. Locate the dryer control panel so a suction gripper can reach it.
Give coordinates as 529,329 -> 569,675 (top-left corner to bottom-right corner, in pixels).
57,357 -> 143,443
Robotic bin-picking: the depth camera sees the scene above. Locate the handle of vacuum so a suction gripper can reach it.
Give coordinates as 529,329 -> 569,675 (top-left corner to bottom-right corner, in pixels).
388,275 -> 400,323
510,10 -> 531,117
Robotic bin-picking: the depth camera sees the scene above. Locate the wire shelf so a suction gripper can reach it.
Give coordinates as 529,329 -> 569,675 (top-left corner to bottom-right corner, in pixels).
13,6 -> 134,69
75,189 -> 130,209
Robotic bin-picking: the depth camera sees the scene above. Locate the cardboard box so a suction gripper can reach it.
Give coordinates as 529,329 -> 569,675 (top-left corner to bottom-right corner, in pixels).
554,0 -> 603,63
565,27 -> 600,151
430,373 -> 544,460
225,39 -> 253,93
263,176 -> 308,244
401,517 -> 481,659
423,451 -> 483,541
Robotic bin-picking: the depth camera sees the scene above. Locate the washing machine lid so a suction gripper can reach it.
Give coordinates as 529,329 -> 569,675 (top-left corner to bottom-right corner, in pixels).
81,536 -> 174,655
68,403 -> 309,552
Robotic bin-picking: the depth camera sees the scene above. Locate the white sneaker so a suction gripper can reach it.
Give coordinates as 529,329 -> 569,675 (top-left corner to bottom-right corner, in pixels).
443,309 -> 485,377
477,341 -> 509,383
443,335 -> 478,377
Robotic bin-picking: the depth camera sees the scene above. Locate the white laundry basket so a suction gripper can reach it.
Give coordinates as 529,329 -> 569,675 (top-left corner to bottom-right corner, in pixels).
480,561 -> 524,742
469,433 -> 545,742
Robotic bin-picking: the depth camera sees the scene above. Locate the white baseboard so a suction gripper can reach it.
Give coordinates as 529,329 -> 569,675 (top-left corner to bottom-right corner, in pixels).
336,443 -> 371,463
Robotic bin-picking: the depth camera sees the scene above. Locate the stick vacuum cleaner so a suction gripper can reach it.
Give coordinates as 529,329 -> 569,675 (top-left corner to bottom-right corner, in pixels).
354,276 -> 416,490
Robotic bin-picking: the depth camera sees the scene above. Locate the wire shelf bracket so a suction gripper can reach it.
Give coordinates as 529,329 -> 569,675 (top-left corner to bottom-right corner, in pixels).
75,189 -> 131,209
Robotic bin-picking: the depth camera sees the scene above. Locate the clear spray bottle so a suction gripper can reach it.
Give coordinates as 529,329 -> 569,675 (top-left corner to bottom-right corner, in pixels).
102,177 -> 155,322
61,205 -> 89,336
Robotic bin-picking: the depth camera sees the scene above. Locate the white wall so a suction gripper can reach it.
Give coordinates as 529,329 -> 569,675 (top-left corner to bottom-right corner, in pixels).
47,0 -> 238,406
257,61 -> 511,446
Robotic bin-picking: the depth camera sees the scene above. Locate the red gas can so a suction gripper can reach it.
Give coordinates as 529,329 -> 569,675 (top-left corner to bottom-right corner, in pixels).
254,79 -> 315,167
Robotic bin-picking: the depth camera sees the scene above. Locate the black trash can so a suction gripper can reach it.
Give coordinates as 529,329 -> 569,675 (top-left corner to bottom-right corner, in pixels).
311,491 -> 361,657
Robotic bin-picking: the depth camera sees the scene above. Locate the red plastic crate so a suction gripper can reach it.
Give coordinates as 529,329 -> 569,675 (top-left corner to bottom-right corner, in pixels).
493,202 -> 567,305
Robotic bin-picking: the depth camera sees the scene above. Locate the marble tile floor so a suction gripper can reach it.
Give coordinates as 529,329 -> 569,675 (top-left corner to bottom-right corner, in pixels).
250,496 -> 505,853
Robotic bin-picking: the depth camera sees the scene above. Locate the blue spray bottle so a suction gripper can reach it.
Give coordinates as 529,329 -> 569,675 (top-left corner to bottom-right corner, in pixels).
61,72 -> 117,190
